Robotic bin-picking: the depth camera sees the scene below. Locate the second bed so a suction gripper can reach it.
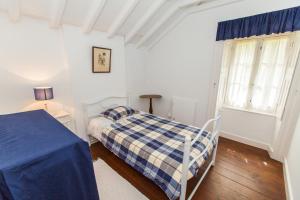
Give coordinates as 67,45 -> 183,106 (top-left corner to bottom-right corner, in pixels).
84,97 -> 220,200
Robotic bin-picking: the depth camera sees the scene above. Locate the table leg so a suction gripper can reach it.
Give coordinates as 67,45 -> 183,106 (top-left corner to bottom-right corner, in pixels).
149,98 -> 153,114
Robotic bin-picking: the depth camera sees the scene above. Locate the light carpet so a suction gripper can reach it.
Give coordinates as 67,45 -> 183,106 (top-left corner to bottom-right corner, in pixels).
93,159 -> 149,200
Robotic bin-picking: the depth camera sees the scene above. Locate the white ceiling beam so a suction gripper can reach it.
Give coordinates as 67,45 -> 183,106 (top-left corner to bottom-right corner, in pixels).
136,0 -> 204,47
178,0 -> 204,8
125,0 -> 167,44
82,0 -> 107,33
147,12 -> 187,51
187,0 -> 243,14
136,5 -> 178,47
147,0 -> 242,50
107,0 -> 141,38
50,0 -> 67,28
8,0 -> 20,22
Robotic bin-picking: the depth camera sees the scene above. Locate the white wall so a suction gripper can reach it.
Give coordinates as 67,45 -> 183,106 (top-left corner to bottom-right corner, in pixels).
125,45 -> 148,112
285,113 -> 300,200
143,19 -> 215,126
62,26 -> 127,138
142,0 -> 300,148
0,13 -> 72,114
0,14 -> 128,139
220,108 -> 276,150
63,26 -> 127,103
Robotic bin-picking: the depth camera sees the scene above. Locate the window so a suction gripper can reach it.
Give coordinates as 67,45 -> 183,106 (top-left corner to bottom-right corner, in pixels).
219,33 -> 300,115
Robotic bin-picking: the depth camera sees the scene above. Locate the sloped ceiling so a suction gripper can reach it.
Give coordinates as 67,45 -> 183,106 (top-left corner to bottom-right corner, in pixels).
0,0 -> 229,48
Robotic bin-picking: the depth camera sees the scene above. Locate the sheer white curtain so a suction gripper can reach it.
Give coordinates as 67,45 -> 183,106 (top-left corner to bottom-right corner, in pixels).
224,40 -> 257,108
251,37 -> 289,112
219,33 -> 300,115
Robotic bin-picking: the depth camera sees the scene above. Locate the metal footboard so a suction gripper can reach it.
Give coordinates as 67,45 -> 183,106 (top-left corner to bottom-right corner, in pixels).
180,115 -> 221,200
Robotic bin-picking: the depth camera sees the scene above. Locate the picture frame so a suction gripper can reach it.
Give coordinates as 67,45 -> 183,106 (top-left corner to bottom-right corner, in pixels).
92,46 -> 112,73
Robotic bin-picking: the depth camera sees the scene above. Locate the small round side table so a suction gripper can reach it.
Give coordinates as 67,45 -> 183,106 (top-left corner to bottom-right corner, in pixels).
140,94 -> 162,114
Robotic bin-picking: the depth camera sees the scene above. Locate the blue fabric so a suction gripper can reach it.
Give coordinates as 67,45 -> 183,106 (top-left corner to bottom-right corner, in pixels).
216,6 -> 300,41
0,110 -> 99,200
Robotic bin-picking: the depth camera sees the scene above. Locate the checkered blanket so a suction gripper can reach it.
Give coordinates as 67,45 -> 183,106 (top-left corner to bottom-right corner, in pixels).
101,113 -> 215,200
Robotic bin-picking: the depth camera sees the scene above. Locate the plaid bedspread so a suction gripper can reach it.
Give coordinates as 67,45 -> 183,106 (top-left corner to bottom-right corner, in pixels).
101,113 -> 215,200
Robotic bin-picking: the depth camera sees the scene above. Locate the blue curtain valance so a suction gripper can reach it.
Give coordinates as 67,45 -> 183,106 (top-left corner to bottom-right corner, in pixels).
216,6 -> 300,41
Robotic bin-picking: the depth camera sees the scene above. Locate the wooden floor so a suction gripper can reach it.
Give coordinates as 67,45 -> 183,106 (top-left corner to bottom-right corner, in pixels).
90,137 -> 286,200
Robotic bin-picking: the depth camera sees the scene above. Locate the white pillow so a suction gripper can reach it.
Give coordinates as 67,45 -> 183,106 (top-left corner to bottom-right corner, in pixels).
88,117 -> 113,139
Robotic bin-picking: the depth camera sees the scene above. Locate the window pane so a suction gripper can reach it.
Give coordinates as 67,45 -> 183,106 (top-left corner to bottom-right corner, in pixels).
251,37 -> 289,112
220,34 -> 300,115
225,40 -> 257,108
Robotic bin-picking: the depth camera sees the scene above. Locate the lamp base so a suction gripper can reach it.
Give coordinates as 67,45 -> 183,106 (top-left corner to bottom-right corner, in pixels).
44,103 -> 48,111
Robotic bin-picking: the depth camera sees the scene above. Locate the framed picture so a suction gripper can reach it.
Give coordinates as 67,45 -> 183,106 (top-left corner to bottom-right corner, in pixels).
92,46 -> 112,73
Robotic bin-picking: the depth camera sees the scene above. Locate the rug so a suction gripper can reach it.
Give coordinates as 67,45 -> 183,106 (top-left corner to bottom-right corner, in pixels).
93,159 -> 149,200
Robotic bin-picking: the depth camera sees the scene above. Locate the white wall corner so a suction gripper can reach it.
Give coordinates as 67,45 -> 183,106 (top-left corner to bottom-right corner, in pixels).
268,148 -> 283,162
223,132 -> 283,162
220,131 -> 273,153
283,158 -> 294,200
8,0 -> 21,22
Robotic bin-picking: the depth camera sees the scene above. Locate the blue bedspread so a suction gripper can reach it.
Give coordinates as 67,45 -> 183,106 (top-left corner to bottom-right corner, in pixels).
0,110 -> 99,200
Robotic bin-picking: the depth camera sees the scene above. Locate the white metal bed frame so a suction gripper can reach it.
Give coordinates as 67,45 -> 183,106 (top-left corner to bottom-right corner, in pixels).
82,96 -> 221,200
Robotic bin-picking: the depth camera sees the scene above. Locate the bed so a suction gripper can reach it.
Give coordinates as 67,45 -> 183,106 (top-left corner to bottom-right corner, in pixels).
83,97 -> 220,200
0,110 -> 99,200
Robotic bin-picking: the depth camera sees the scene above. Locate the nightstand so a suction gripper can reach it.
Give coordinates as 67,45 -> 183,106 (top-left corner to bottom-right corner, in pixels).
88,135 -> 99,145
52,110 -> 75,132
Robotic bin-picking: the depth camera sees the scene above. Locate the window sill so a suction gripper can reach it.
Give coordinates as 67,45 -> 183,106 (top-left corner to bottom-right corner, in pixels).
221,105 -> 277,118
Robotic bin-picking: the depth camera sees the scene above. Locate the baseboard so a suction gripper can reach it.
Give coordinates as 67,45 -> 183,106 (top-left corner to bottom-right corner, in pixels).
220,131 -> 272,152
283,158 -> 294,200
268,149 -> 283,162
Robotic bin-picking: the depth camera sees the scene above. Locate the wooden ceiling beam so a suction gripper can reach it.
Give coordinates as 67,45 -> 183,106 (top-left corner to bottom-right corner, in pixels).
107,0 -> 141,38
50,0 -> 67,28
125,0 -> 167,44
146,0 -> 241,50
136,0 -> 204,47
82,0 -> 107,33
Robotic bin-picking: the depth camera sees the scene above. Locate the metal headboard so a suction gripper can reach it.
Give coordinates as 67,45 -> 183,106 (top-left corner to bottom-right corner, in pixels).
82,96 -> 128,133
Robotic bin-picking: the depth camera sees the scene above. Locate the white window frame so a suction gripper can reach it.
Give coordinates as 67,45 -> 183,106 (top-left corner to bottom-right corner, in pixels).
219,32 -> 300,117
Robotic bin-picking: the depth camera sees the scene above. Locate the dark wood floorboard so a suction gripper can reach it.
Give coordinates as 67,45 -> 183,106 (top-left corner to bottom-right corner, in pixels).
90,137 -> 286,200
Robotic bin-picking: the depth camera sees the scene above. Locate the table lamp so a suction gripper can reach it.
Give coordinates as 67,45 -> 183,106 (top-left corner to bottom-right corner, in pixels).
33,87 -> 54,111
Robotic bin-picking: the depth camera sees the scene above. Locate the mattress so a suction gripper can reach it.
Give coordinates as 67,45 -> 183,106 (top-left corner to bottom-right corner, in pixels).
88,116 -> 113,140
